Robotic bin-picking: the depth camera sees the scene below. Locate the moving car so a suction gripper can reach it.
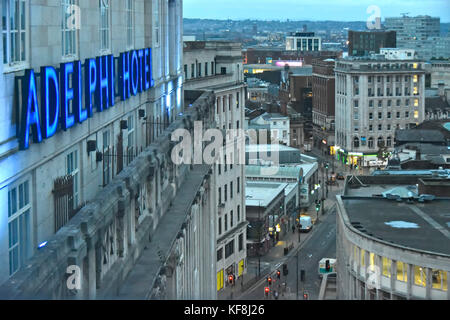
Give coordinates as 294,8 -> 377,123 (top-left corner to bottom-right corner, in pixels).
336,172 -> 345,180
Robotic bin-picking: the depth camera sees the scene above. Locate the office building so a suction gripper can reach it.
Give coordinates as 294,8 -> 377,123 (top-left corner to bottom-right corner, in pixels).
286,32 -> 322,52
183,40 -> 248,294
348,30 -> 396,57
334,54 -> 426,167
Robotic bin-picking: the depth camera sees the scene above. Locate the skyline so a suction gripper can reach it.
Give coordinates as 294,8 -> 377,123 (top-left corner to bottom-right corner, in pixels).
183,0 -> 450,23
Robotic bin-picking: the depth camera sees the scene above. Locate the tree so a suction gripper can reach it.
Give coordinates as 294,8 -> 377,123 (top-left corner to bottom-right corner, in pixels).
376,140 -> 389,162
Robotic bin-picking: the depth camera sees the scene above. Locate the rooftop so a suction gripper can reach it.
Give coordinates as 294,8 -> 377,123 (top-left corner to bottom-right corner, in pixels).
245,181 -> 287,207
340,175 -> 450,257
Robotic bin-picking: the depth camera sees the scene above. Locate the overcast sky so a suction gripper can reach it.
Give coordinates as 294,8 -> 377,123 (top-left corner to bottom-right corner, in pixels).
183,0 -> 450,22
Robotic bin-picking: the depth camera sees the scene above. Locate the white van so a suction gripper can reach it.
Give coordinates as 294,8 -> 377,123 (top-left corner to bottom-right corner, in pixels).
299,215 -> 313,232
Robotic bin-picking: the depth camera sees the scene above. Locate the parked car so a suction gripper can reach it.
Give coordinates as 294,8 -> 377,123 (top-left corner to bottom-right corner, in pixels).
336,172 -> 345,180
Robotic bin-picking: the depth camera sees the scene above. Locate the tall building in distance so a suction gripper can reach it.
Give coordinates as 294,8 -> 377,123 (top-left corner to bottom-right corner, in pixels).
183,41 -> 248,296
334,50 -> 426,167
286,32 -> 322,52
312,58 -> 336,153
384,15 -> 449,60
348,30 -> 397,56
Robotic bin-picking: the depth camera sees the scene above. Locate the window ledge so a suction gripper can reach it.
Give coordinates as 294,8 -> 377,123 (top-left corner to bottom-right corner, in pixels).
3,62 -> 29,74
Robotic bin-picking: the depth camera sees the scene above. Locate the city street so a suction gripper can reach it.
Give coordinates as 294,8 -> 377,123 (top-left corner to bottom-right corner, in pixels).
238,205 -> 337,300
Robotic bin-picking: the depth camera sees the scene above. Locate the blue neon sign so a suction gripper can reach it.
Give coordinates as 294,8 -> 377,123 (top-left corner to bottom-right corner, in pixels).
18,48 -> 154,150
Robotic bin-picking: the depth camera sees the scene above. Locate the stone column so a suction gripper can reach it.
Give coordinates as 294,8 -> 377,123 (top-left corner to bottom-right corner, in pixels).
390,260 -> 396,300
406,263 -> 413,300
425,267 -> 432,300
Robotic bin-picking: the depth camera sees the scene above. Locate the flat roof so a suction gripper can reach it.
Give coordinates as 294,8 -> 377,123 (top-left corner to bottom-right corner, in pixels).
245,181 -> 287,207
341,197 -> 450,256
342,175 -> 450,256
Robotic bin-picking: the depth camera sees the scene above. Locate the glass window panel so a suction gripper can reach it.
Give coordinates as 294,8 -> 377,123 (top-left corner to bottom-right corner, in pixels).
9,247 -> 19,275
414,266 -> 426,287
19,183 -> 24,209
432,270 -> 442,289
443,272 -> 448,291
397,261 -> 407,282
382,257 -> 391,277
10,188 -> 17,215
360,249 -> 365,266
9,219 -> 18,247
3,34 -> 7,63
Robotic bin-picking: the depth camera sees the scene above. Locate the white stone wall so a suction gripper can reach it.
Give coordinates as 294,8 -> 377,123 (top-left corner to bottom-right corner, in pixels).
0,0 -> 183,286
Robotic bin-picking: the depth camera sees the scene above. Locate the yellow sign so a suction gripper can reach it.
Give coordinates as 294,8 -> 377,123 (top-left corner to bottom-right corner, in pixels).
238,260 -> 244,277
217,269 -> 224,291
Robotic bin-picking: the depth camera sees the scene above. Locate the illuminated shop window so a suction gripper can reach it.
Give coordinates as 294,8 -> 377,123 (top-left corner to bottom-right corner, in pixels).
414,266 -> 426,287
360,249 -> 365,267
397,261 -> 407,282
382,257 -> 391,278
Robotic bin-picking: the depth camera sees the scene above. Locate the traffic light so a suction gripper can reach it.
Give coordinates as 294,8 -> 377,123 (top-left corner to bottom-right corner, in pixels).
228,274 -> 234,285
282,263 -> 289,276
264,287 -> 270,297
325,260 -> 330,272
315,203 -> 320,212
276,270 -> 281,279
325,163 -> 329,169
267,276 -> 272,285
303,291 -> 309,300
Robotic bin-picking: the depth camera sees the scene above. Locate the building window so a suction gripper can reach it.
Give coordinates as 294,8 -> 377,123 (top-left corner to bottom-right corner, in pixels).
353,137 -> 359,148
368,137 -> 374,148
237,177 -> 240,194
369,112 -> 373,120
237,205 -> 240,222
432,270 -> 448,291
230,210 -> 233,227
387,100 -> 391,107
218,187 -> 221,205
218,217 -> 222,235
386,136 -> 392,147
382,257 -> 391,278
67,150 -> 79,208
217,248 -> 223,262
414,266 -> 426,287
225,240 -> 235,258
184,64 -> 187,79
238,233 -> 244,251
127,115 -> 135,165
414,110 -> 419,119
369,100 -> 373,108
205,62 -> 208,76
153,0 -> 160,46
378,100 -> 382,108
405,111 -> 409,118
230,182 -> 233,199
354,100 -> 359,108
396,112 -> 400,119
369,124 -> 373,132
61,0 -> 78,58
99,0 -> 110,52
198,62 -> 201,77
387,112 -> 391,119
378,112 -> 382,120
8,179 -> 31,276
125,0 -> 134,49
397,261 -> 407,282
396,99 -> 401,107
2,0 -> 28,67
224,184 -> 227,202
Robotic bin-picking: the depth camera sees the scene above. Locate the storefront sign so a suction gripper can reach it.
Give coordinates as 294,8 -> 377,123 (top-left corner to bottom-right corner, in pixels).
19,48 -> 154,150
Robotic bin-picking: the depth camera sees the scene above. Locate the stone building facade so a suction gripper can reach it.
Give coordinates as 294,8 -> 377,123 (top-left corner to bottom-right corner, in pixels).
183,41 -> 248,294
335,55 -> 426,167
0,0 -> 222,300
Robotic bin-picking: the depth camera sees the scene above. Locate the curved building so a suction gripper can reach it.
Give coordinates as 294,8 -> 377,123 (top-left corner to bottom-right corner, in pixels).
336,174 -> 450,300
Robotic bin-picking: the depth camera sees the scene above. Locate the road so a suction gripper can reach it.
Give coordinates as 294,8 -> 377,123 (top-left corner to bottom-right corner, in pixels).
239,205 -> 337,300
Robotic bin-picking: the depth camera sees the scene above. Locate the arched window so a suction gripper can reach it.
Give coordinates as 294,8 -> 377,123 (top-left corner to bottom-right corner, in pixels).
377,137 -> 385,148
386,136 -> 392,147
353,137 -> 360,148
368,137 -> 374,149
